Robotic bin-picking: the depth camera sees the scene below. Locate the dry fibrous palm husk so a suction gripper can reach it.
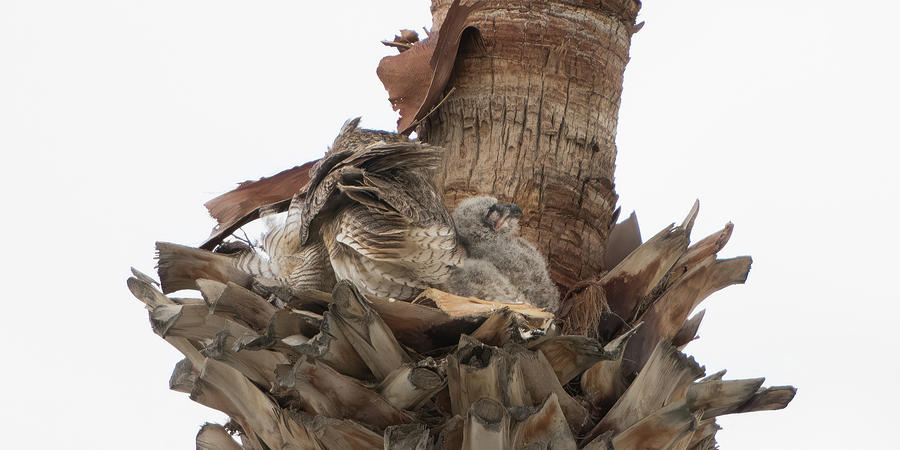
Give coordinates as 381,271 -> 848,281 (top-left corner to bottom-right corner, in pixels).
129,203 -> 794,449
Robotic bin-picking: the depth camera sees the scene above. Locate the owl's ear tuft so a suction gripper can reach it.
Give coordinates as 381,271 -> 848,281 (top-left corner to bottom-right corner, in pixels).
338,117 -> 362,137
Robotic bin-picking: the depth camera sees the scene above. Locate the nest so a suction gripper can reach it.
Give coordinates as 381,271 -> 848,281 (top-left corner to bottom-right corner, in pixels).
127,201 -> 794,449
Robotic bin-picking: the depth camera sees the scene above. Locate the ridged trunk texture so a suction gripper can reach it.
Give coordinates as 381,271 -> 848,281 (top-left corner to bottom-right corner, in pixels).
420,0 -> 641,291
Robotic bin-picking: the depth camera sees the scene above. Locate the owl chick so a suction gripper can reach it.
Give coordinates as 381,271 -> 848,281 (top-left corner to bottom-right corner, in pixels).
446,258 -> 526,304
451,196 -> 559,311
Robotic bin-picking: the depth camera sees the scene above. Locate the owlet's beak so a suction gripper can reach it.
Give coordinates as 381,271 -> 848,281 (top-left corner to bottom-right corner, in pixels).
484,203 -> 523,231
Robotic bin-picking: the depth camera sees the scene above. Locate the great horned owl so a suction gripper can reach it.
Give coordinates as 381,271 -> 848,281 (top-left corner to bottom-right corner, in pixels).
297,118 -> 464,301
158,118 -> 463,301
451,196 -> 559,311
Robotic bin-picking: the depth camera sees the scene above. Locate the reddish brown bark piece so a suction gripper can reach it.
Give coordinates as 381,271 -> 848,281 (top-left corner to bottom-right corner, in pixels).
376,0 -> 482,134
200,161 -> 317,250
382,29 -> 421,52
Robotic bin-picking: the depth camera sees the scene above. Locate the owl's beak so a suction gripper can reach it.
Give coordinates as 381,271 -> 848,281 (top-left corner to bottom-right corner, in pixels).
485,203 -> 523,231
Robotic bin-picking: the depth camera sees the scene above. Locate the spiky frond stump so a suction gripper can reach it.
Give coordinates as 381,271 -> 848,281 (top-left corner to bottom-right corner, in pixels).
128,202 -> 794,449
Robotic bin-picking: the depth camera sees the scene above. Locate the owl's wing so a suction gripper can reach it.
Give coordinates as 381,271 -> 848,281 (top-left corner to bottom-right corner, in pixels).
261,194 -> 303,259
301,140 -> 460,299
282,240 -> 335,292
245,194 -> 333,291
299,152 -> 358,246
299,140 -> 446,244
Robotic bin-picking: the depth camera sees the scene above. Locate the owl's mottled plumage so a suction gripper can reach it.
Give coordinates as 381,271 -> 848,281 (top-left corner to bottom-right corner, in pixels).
240,194 -> 336,291
451,196 -> 559,311
329,117 -> 409,151
298,118 -> 463,300
156,195 -> 335,294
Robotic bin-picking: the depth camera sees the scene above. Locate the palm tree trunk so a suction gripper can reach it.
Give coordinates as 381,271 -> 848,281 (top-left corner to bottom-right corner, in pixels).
421,0 -> 642,290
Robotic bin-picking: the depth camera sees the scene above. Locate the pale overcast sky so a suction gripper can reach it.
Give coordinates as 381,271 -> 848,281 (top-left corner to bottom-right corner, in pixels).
1,1 -> 897,448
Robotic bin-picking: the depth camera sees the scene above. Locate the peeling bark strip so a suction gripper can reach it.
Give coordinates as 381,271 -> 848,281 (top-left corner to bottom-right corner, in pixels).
418,0 -> 642,291
377,0 -> 483,134
201,161 -> 317,250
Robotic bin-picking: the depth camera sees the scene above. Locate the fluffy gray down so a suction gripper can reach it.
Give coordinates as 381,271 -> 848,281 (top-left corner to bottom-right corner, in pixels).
447,196 -> 560,311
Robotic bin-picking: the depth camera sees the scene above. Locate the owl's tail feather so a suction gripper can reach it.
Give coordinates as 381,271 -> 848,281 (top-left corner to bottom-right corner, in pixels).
155,242 -> 254,294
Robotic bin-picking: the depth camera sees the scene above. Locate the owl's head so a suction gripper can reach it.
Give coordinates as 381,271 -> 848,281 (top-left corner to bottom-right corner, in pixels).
483,202 -> 522,235
453,196 -> 522,243
329,117 -> 410,154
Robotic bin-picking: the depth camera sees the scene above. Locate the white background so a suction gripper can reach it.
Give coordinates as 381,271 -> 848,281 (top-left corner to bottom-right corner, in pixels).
2,1 -> 897,448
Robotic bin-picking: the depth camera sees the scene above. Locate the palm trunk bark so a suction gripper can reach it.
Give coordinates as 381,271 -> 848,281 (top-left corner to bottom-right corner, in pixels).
420,0 -> 642,290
